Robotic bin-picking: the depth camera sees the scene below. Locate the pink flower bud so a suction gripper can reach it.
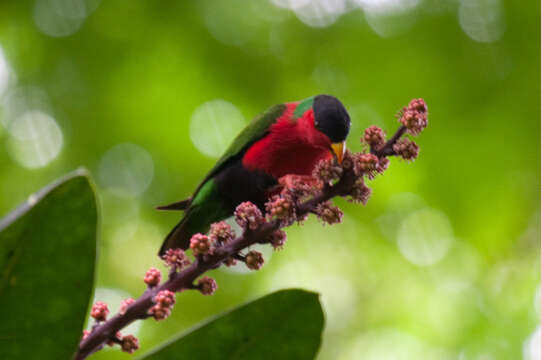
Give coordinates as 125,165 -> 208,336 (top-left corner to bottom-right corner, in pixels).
278,174 -> 321,199
341,150 -> 355,171
209,221 -> 235,245
312,158 -> 342,184
316,201 -> 343,225
82,330 -> 90,340
393,138 -> 419,161
119,298 -> 135,315
269,230 -> 287,250
245,250 -> 264,270
409,98 -> 428,114
349,179 -> 372,205
224,257 -> 237,267
154,290 -> 176,307
376,156 -> 390,174
120,334 -> 139,354
144,267 -> 161,287
399,98 -> 428,136
234,202 -> 264,230
363,125 -> 386,149
91,301 -> 109,322
265,195 -> 296,224
198,276 -> 218,295
190,233 -> 212,256
355,153 -> 379,176
162,248 -> 191,269
148,304 -> 171,321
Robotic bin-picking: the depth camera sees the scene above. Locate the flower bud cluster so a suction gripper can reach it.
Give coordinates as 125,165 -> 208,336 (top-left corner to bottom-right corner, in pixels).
363,126 -> 386,149
315,201 -> 343,225
149,290 -> 176,321
399,98 -> 428,136
120,334 -> 139,354
393,138 -> 419,161
162,248 -> 191,270
209,221 -> 235,245
197,276 -> 218,295
245,250 -> 264,270
269,229 -> 287,250
279,175 -> 321,200
349,179 -> 372,205
376,156 -> 389,173
234,202 -> 265,230
312,158 -> 342,184
144,267 -> 161,287
91,301 -> 109,322
119,298 -> 135,315
265,195 -> 296,225
355,153 -> 379,178
224,257 -> 237,267
190,233 -> 213,256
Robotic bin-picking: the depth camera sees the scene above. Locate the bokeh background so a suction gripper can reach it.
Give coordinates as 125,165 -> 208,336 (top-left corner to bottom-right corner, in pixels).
1,0 -> 540,359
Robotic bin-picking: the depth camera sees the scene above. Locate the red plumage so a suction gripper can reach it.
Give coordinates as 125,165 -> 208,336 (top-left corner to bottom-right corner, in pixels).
243,102 -> 333,178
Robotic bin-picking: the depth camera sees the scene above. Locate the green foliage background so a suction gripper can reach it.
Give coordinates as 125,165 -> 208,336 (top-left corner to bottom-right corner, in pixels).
0,1 -> 540,359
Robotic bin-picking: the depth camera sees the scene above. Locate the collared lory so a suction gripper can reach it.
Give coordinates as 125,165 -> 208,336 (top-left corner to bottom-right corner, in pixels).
158,94 -> 351,255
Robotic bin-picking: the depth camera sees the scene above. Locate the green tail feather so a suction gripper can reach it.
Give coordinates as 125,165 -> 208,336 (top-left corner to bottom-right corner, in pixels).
158,179 -> 231,255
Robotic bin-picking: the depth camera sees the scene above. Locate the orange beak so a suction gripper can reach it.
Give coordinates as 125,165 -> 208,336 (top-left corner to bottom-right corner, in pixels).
331,141 -> 346,164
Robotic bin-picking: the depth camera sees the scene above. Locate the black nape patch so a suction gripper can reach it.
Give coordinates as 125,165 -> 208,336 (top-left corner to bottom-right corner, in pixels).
313,95 -> 351,143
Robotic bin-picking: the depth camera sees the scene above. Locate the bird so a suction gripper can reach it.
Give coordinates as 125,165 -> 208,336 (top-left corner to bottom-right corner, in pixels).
158,94 -> 351,255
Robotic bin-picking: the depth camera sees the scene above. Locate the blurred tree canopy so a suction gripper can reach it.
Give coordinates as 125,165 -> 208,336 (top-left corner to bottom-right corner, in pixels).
0,1 -> 540,359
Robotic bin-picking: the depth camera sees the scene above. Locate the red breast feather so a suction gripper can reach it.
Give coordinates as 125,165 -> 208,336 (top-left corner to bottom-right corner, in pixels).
243,103 -> 332,178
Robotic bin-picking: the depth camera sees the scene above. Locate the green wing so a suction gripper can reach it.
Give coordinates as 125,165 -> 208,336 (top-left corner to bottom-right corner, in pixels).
193,103 -> 286,195
212,103 -> 286,173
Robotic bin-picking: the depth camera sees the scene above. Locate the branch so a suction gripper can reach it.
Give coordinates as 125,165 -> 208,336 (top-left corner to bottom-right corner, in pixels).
75,98 -> 428,359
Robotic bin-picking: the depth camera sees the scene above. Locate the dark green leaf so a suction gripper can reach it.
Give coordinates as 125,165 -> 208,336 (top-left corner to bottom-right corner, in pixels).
140,289 -> 324,360
0,170 -> 98,359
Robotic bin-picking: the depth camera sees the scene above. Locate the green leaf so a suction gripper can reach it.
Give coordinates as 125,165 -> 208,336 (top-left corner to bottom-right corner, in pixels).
140,289 -> 324,360
0,170 -> 98,359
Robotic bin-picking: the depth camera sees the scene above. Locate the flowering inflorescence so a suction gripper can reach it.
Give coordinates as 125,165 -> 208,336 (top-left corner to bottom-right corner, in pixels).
86,301 -> 139,354
162,248 -> 191,271
144,267 -> 161,288
265,195 -> 296,225
363,125 -> 386,150
398,98 -> 428,136
245,250 -> 265,270
119,298 -> 135,315
312,158 -> 343,184
190,233 -> 213,256
315,201 -> 343,225
90,301 -> 109,322
77,98 -> 427,360
269,229 -> 287,250
234,201 -> 265,230
209,221 -> 235,245
149,290 -> 176,321
198,276 -> 218,295
393,138 -> 419,161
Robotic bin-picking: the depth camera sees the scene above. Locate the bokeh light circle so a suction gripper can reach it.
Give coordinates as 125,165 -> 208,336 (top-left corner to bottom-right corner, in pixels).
272,0 -> 311,10
524,326 -> 541,360
6,110 -> 64,169
0,46 -> 9,99
190,99 -> 246,158
294,0 -> 347,28
459,0 -> 505,43
98,143 -> 155,197
33,0 -> 87,37
397,208 -> 454,266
